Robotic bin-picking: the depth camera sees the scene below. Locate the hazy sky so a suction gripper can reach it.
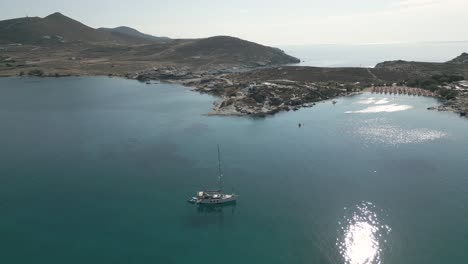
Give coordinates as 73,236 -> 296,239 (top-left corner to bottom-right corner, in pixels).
2,0 -> 468,46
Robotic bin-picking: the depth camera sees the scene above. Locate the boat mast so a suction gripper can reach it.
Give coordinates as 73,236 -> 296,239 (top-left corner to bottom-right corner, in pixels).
217,144 -> 223,191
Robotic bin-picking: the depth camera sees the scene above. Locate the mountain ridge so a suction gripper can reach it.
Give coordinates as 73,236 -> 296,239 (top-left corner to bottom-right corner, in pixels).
97,26 -> 171,43
0,12 -> 167,45
0,12 -> 300,72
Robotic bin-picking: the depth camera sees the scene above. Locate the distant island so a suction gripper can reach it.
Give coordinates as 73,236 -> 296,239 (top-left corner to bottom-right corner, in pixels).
0,12 -> 467,117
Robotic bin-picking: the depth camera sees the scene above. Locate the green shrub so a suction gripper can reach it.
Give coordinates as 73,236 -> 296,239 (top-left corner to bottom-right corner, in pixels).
408,74 -> 464,91
438,88 -> 459,100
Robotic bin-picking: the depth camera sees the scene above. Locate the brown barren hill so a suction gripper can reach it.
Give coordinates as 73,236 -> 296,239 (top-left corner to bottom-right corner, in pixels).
0,12 -> 162,45
131,36 -> 300,69
0,13 -> 300,72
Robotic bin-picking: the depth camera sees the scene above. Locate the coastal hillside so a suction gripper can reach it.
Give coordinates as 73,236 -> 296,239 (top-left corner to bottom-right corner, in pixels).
97,26 -> 171,43
227,66 -> 408,84
375,55 -> 468,79
166,36 -> 299,66
0,12 -> 165,45
447,52 -> 468,64
0,13 -> 300,73
126,36 -> 300,68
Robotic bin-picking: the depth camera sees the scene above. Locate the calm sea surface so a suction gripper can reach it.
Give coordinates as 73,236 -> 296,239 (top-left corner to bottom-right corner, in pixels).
282,41 -> 468,67
1,77 -> 468,264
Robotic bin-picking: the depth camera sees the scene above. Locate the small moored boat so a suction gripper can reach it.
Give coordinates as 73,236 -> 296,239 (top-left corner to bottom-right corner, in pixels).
194,190 -> 237,204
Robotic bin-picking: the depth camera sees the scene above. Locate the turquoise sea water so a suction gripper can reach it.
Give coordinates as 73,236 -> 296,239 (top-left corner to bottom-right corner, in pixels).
1,77 -> 468,264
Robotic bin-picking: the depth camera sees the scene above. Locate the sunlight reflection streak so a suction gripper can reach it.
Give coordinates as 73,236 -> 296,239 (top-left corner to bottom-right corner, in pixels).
337,202 -> 391,264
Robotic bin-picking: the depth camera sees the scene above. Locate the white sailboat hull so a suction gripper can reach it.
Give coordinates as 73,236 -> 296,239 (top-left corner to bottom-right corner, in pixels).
188,146 -> 238,205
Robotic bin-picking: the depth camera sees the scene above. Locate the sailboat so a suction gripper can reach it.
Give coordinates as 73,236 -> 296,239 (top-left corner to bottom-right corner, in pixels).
188,145 -> 238,204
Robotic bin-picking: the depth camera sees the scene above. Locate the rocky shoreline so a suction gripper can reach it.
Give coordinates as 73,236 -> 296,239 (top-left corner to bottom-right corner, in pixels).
369,86 -> 468,116
129,66 -> 468,117
129,66 -> 364,116
433,97 -> 468,116
2,64 -> 467,118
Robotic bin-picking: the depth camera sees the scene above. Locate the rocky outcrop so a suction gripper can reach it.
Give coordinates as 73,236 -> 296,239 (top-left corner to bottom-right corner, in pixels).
447,53 -> 468,64
437,94 -> 468,116
132,67 -> 362,116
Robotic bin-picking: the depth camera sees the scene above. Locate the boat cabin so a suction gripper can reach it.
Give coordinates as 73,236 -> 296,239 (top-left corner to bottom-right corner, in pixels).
198,190 -> 222,199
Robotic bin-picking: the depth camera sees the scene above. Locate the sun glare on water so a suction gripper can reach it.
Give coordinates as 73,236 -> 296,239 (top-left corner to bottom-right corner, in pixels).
356,97 -> 391,105
345,104 -> 413,114
337,202 -> 391,264
348,96 -> 413,113
347,118 -> 447,146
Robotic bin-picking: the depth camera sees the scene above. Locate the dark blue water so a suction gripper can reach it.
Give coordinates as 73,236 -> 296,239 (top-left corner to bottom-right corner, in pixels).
1,77 -> 468,264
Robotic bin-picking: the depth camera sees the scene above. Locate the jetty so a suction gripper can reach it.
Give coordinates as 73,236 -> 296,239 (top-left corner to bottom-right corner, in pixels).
371,86 -> 435,97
